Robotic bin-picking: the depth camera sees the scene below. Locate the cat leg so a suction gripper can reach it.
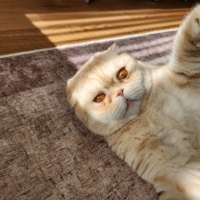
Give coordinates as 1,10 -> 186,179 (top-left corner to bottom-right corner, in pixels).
169,4 -> 200,76
152,150 -> 200,200
155,168 -> 199,200
154,176 -> 189,200
151,176 -> 186,200
165,160 -> 200,200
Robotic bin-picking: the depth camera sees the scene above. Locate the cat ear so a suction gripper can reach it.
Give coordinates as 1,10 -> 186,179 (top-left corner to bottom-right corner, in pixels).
108,43 -> 121,54
66,79 -> 88,125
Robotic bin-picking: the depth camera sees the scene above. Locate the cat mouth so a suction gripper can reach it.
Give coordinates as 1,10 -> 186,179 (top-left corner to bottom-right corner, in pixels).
126,99 -> 134,110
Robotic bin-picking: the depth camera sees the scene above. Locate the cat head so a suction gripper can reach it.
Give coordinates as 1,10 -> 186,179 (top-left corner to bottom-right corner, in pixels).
67,44 -> 151,136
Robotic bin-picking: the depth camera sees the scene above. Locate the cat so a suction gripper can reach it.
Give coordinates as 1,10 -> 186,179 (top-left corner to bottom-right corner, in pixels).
66,5 -> 200,200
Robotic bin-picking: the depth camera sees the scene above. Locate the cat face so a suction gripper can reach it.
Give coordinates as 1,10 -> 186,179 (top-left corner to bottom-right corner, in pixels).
67,44 -> 151,136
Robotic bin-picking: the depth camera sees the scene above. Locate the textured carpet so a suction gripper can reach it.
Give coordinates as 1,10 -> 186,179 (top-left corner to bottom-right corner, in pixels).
0,30 -> 176,200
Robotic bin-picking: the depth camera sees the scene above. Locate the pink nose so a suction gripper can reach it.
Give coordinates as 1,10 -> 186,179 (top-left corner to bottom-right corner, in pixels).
117,89 -> 124,96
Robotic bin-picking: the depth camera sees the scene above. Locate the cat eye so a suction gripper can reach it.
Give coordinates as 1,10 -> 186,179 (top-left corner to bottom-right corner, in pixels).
93,93 -> 105,103
117,67 -> 128,80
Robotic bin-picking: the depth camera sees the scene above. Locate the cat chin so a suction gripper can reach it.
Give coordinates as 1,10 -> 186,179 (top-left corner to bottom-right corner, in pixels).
86,118 -> 127,136
87,113 -> 140,136
90,98 -> 140,123
85,102 -> 142,136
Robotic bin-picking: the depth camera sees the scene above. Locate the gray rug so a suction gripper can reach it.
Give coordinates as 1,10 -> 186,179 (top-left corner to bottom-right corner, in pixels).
0,30 -> 176,200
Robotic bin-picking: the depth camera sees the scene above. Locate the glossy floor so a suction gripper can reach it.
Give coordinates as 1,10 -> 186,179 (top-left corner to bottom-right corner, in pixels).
0,0 -> 196,55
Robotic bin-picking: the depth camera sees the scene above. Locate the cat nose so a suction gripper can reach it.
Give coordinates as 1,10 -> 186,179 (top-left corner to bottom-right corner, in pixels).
117,89 -> 124,97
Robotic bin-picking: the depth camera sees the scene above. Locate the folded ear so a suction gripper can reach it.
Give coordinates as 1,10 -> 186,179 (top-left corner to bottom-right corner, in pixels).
107,43 -> 122,54
66,78 -> 76,108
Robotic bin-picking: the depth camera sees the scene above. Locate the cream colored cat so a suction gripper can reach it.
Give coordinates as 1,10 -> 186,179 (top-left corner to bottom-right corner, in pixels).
67,5 -> 200,200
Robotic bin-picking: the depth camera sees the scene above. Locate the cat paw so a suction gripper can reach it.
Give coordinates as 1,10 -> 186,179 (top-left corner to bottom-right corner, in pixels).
184,5 -> 200,47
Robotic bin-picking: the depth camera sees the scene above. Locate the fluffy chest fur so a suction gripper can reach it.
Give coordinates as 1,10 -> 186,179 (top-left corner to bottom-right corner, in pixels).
106,70 -> 200,180
145,67 -> 199,132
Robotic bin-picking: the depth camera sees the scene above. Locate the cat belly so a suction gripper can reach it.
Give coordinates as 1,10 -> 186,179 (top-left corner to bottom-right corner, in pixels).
107,121 -> 200,200
154,69 -> 200,148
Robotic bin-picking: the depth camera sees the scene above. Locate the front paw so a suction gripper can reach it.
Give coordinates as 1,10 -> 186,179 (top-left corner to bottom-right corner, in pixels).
192,16 -> 200,47
184,5 -> 200,47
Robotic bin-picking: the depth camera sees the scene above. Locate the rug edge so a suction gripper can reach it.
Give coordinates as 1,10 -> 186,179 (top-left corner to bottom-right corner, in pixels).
0,28 -> 177,59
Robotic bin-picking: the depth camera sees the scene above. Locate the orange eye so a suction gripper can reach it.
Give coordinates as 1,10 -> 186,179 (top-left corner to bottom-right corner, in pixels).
93,93 -> 105,103
117,67 -> 128,80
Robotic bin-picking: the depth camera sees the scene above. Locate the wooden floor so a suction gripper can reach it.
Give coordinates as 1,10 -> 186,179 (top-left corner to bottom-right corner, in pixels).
0,0 -> 197,56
